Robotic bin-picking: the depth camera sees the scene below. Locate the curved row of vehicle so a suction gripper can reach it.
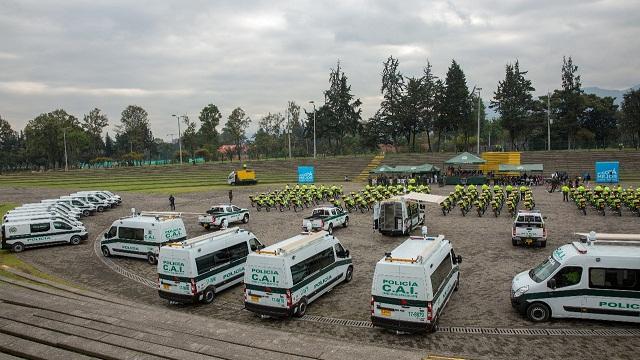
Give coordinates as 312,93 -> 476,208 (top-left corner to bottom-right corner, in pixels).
1,190 -> 121,253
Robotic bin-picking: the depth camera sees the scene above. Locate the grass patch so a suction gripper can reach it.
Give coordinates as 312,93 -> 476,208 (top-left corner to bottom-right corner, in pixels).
0,202 -> 78,288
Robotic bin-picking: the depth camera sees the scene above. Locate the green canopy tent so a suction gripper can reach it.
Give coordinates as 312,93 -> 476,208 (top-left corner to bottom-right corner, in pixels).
444,152 -> 487,165
498,164 -> 544,172
443,152 -> 487,185
370,163 -> 440,174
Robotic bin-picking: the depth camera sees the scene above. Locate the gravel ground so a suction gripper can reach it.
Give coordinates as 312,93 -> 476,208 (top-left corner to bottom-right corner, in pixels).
3,183 -> 640,359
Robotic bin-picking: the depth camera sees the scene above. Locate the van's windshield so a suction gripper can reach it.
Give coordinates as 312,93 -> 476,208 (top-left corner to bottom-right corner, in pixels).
529,256 -> 561,283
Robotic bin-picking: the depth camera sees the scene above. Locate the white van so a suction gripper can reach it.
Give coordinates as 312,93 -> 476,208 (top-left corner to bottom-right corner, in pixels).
371,232 -> 462,333
511,232 -> 640,324
157,227 -> 264,304
41,199 -> 84,217
100,212 -> 187,264
63,194 -> 110,212
19,203 -> 82,219
374,197 -> 424,236
57,198 -> 97,217
9,205 -> 80,220
72,191 -> 119,208
244,231 -> 353,318
4,214 -> 83,228
1,219 -> 88,253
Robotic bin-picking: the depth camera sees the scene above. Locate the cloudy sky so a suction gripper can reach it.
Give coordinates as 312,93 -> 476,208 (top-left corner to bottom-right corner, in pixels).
1,0 -> 638,139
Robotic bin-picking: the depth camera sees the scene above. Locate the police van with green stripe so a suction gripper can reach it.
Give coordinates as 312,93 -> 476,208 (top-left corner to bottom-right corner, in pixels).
101,212 -> 187,264
511,231 -> 640,324
1,219 -> 88,253
371,230 -> 462,333
244,231 -> 353,318
157,227 -> 264,304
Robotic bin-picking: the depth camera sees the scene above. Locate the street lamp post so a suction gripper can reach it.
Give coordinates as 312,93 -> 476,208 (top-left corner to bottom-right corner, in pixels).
309,101 -> 316,159
287,109 -> 292,159
547,92 -> 551,151
476,87 -> 482,154
63,128 -> 68,171
171,114 -> 183,165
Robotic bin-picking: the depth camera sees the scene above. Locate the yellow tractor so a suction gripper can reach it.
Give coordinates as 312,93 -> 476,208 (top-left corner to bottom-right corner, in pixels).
227,165 -> 257,185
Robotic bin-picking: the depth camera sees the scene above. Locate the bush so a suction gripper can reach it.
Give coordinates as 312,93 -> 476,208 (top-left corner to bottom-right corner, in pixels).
194,148 -> 212,161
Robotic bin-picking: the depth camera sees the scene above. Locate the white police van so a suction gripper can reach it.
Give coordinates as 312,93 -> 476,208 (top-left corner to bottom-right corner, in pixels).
157,227 -> 264,304
19,203 -> 82,219
1,219 -> 88,253
56,198 -> 97,217
5,208 -> 79,223
244,231 -> 353,317
41,199 -> 85,216
63,194 -> 110,212
72,191 -> 120,208
371,230 -> 462,333
4,214 -> 83,228
101,211 -> 187,264
511,232 -> 640,324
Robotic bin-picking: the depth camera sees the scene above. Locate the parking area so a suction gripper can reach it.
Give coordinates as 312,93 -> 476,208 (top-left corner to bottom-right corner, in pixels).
3,184 -> 639,359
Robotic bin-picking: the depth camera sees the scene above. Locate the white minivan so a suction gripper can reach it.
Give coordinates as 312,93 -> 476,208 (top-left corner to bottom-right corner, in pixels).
4,214 -> 83,228
511,232 -> 640,324
371,232 -> 462,333
157,227 -> 264,304
101,212 -> 187,264
57,198 -> 97,217
20,203 -> 82,219
1,219 -> 88,253
244,231 -> 353,318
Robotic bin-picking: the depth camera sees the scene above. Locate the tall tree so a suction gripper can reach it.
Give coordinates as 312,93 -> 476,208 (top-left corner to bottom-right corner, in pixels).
432,79 -> 448,151
82,108 -> 108,158
104,132 -> 114,157
442,60 -> 471,151
379,56 -> 405,146
580,94 -> 618,149
197,103 -> 221,155
181,115 -> 198,159
286,101 -> 304,156
24,109 -> 88,168
0,115 -> 21,170
621,89 -> 640,149
223,107 -> 251,160
556,56 -> 584,149
401,77 -> 425,150
421,61 -> 439,152
117,105 -> 153,154
490,60 -> 535,149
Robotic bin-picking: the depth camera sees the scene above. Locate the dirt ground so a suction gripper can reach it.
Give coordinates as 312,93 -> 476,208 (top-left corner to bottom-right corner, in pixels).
2,183 -> 640,359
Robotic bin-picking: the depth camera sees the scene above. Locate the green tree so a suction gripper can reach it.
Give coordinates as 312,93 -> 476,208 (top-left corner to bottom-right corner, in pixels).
24,109 -> 88,168
421,61 -> 439,152
379,56 -> 405,146
197,103 -> 221,156
104,132 -> 114,157
401,77 -> 425,150
490,61 -> 535,150
556,56 -> 584,149
181,115 -> 198,160
432,79 -> 448,151
82,108 -> 108,158
116,105 -> 153,154
286,101 -> 304,156
0,115 -> 22,170
621,89 -> 640,149
443,60 -> 471,151
223,107 -> 251,160
580,94 -> 618,149
255,112 -> 285,158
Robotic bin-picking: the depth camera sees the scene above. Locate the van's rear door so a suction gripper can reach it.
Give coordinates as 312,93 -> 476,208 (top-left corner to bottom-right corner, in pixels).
158,249 -> 193,296
244,258 -> 288,310
372,265 -> 428,324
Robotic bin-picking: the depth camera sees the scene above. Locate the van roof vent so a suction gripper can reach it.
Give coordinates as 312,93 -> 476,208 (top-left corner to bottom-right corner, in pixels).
274,231 -> 328,256
138,211 -> 182,220
574,232 -> 640,246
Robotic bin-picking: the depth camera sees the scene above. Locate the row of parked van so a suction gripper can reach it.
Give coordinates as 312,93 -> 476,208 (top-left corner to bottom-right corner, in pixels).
101,210 -> 640,332
1,190 -> 121,253
98,210 -> 461,332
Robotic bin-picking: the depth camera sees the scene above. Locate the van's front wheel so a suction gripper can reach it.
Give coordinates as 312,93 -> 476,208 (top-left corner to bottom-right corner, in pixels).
101,246 -> 110,257
70,235 -> 81,245
526,302 -> 551,322
295,298 -> 308,318
344,266 -> 353,282
202,287 -> 215,304
11,242 -> 25,253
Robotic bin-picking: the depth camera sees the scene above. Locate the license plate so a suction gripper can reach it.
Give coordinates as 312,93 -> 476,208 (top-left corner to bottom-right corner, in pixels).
251,295 -> 260,303
162,283 -> 170,290
381,309 -> 392,317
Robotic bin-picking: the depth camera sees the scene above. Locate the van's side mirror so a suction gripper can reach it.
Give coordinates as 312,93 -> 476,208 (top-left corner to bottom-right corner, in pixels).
103,233 -> 107,238
456,255 -> 463,264
250,245 -> 257,251
344,250 -> 350,258
543,216 -> 548,220
547,278 -> 557,290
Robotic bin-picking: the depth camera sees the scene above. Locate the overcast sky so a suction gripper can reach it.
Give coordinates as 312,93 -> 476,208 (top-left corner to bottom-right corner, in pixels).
1,0 -> 638,140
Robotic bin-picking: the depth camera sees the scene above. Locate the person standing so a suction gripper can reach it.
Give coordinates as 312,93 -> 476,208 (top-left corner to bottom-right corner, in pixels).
228,189 -> 233,204
561,183 -> 569,202
169,195 -> 176,211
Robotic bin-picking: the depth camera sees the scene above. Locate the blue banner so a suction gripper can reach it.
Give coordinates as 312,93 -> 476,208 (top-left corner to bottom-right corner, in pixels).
595,161 -> 619,183
298,166 -> 315,184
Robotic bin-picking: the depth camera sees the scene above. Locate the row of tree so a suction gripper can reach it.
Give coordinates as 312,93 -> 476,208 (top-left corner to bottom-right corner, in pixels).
1,56 -> 639,170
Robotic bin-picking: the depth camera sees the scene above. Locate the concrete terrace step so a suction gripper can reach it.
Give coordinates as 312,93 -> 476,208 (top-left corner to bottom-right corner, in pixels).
0,274 -> 424,360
